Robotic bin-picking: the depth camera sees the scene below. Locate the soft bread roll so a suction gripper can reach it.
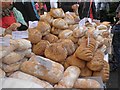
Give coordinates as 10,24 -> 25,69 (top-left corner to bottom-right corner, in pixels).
10,71 -> 53,88
2,58 -> 28,73
36,21 -> 51,36
50,8 -> 65,18
43,34 -> 58,43
0,68 -> 5,78
28,29 -> 42,44
17,39 -> 32,51
93,61 -> 110,82
51,27 -> 62,35
64,54 -> 85,69
20,56 -> 64,84
64,13 -> 75,25
45,43 -> 67,62
80,67 -> 92,77
55,66 -> 80,88
74,78 -> 101,88
3,52 -> 25,65
87,50 -> 104,71
52,18 -> 68,29
33,40 -> 50,56
57,39 -> 75,56
58,30 -> 73,39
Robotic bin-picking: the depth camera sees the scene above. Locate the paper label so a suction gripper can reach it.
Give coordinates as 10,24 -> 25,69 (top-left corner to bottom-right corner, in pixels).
12,31 -> 28,39
50,0 -> 58,8
0,27 -> 5,35
0,37 -> 10,46
36,56 -> 52,70
29,21 -> 38,28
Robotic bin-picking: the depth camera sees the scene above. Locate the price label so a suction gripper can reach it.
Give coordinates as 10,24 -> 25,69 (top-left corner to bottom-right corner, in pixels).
0,37 -> 10,46
29,21 -> 38,28
36,56 -> 52,70
12,31 -> 28,39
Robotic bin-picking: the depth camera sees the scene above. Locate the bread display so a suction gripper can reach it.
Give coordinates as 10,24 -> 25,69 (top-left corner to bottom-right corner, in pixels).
64,54 -> 85,69
50,8 -> 65,18
10,71 -> 53,88
0,68 -> 5,78
36,21 -> 51,36
80,67 -> 92,77
55,66 -> 80,88
45,43 -> 67,62
28,29 -> 42,44
43,34 -> 58,43
20,56 -> 64,83
33,40 -> 50,56
52,18 -> 68,29
74,78 -> 101,88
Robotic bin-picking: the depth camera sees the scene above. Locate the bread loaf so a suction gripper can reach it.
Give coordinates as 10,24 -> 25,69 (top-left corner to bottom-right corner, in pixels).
45,43 -> 67,62
51,27 -> 62,35
36,21 -> 51,36
58,30 -> 73,39
57,39 -> 75,56
50,8 -> 65,18
73,27 -> 85,38
0,68 -> 5,78
55,66 -> 80,88
80,67 -> 92,77
20,56 -> 64,83
87,50 -> 104,71
28,29 -> 42,44
3,51 -> 25,65
64,55 -> 85,69
69,24 -> 79,31
2,58 -> 28,73
33,40 -> 50,56
10,71 -> 53,88
74,78 -> 101,88
52,18 -> 68,29
43,34 -> 58,43
68,35 -> 79,44
64,13 -> 75,25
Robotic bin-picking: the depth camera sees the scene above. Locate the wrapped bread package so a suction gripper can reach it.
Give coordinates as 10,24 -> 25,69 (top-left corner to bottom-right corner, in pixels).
55,66 -> 80,88
10,71 -> 53,88
0,68 -> 6,78
33,40 -> 50,56
52,18 -> 68,29
45,43 -> 67,62
36,21 -> 51,36
28,29 -> 42,44
74,78 -> 101,89
20,56 -> 64,84
50,8 -> 65,18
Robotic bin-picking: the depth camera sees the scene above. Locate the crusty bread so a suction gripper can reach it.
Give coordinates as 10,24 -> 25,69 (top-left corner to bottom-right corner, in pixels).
80,67 -> 92,77
51,27 -> 62,35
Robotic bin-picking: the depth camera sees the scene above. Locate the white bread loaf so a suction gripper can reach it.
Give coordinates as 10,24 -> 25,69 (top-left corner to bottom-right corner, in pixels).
20,56 -> 64,84
10,71 -> 53,88
0,68 -> 5,78
55,66 -> 80,88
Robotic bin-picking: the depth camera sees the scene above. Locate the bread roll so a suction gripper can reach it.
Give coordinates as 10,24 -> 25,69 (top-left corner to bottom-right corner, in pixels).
36,21 -> 51,36
51,27 -> 62,35
20,56 -> 64,84
68,35 -> 79,44
69,24 -> 79,31
80,67 -> 92,77
45,43 -> 67,62
28,29 -> 42,44
0,68 -> 5,78
64,55 -> 85,69
10,71 -> 53,88
55,66 -> 80,88
33,40 -> 50,56
87,50 -> 104,71
58,30 -> 73,39
74,78 -> 101,88
2,58 -> 28,73
64,13 -> 75,25
43,34 -> 58,43
93,61 -> 109,82
3,52 -> 25,65
57,39 -> 75,56
52,18 -> 68,29
17,39 -> 32,51
50,8 -> 65,18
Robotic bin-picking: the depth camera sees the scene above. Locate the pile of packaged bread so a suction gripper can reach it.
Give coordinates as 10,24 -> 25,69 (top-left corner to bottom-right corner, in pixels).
0,8 -> 110,89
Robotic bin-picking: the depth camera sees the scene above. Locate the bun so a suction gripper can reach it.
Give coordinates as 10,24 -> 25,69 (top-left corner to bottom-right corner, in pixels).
51,27 -> 62,35
64,13 -> 75,25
